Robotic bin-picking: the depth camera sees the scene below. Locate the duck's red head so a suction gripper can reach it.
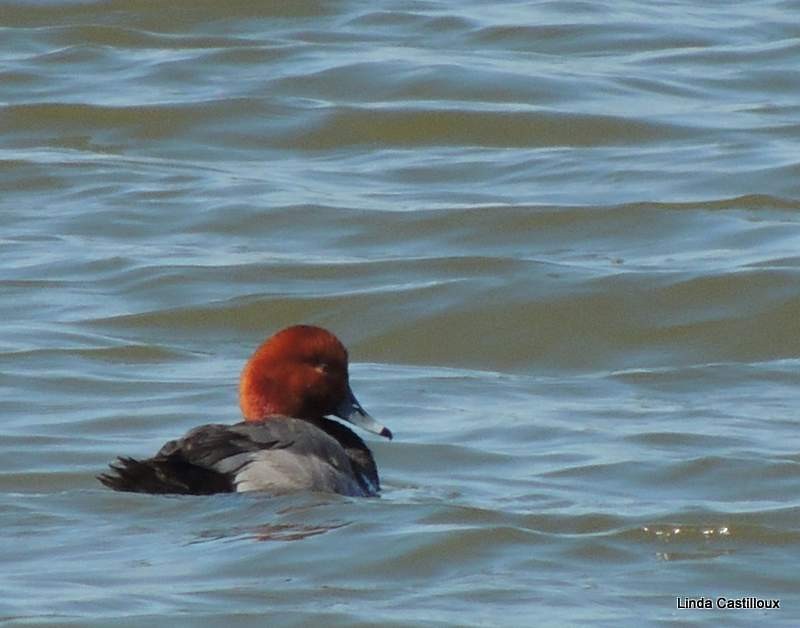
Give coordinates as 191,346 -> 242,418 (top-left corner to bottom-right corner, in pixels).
239,325 -> 392,439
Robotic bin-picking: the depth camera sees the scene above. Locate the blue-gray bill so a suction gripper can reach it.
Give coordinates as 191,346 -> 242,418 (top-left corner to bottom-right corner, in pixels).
334,385 -> 393,440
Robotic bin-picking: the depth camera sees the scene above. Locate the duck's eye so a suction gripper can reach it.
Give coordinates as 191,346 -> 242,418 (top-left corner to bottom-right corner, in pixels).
314,362 -> 330,374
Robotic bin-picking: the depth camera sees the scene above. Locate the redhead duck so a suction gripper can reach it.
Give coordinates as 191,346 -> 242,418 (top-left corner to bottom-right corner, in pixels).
99,325 -> 392,496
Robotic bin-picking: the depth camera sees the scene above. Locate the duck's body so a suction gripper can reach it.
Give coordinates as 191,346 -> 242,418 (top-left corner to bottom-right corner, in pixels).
101,416 -> 380,496
99,326 -> 391,497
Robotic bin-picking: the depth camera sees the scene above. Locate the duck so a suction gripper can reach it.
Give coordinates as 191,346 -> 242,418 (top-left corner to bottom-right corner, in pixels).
98,325 -> 392,497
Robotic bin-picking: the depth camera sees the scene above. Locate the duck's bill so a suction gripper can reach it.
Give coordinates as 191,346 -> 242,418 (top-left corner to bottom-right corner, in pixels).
334,385 -> 393,440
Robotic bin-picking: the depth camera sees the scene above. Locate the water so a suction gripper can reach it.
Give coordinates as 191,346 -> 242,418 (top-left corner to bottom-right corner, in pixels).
2,1 -> 800,625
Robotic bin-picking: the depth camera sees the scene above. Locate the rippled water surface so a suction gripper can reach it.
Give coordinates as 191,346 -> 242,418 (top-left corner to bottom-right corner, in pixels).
2,1 -> 800,625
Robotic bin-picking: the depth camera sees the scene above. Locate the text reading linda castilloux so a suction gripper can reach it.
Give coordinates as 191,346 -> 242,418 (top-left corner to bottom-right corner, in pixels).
677,597 -> 780,610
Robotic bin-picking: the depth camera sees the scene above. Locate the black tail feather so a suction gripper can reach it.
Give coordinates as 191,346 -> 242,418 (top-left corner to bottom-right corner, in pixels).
98,456 -> 234,495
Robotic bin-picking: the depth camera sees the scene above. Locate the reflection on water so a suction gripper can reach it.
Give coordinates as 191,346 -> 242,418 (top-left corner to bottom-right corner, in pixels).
251,521 -> 348,543
190,521 -> 349,544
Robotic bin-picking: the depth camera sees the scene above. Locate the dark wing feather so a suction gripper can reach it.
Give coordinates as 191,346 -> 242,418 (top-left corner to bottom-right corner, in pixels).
98,423 -> 290,495
97,455 -> 234,495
